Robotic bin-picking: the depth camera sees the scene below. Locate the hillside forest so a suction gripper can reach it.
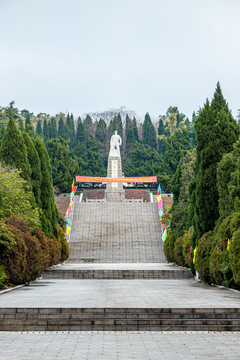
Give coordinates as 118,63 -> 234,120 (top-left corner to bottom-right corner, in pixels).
0,83 -> 240,290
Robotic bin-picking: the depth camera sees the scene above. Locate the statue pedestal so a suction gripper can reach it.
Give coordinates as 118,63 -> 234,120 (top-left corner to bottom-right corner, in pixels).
105,155 -> 125,202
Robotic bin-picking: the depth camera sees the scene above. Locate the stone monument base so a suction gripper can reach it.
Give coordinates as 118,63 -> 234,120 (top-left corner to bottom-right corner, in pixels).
106,155 -> 124,202
105,188 -> 125,202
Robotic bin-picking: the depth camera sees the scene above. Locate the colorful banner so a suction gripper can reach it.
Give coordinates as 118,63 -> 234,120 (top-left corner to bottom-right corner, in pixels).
76,176 -> 158,183
65,182 -> 78,237
157,183 -> 167,241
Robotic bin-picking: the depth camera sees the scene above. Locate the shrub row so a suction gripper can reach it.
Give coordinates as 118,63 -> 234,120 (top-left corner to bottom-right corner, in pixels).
164,211 -> 240,290
0,215 -> 69,288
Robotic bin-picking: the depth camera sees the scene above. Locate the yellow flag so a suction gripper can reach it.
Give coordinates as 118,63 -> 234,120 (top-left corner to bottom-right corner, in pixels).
66,225 -> 71,236
157,194 -> 161,201
193,247 -> 197,264
71,179 -> 74,189
227,239 -> 230,251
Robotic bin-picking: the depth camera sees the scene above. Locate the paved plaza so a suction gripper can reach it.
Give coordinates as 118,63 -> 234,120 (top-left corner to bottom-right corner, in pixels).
0,278 -> 239,308
0,331 -> 239,360
0,199 -> 240,357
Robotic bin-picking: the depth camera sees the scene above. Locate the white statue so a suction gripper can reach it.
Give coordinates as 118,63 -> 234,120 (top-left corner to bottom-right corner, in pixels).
109,130 -> 122,157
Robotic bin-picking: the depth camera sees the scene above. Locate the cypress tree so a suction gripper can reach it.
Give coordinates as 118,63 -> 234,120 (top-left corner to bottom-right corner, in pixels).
69,113 -> 76,147
58,116 -> 65,138
0,124 -> 5,145
95,119 -> 107,148
36,120 -> 43,137
125,115 -> 136,153
76,120 -> 86,144
87,136 -> 106,176
43,119 -> 49,142
25,112 -> 34,137
158,118 -> 164,135
142,113 -> 157,149
190,83 -> 239,243
64,113 -> 75,147
47,137 -> 78,193
25,112 -> 31,131
132,118 -> 139,141
116,114 -> 123,137
83,114 -> 94,141
108,117 -> 117,138
22,132 -> 42,207
35,136 -> 58,237
157,118 -> 167,155
49,117 -> 57,139
0,110 -> 31,182
18,117 -> 24,131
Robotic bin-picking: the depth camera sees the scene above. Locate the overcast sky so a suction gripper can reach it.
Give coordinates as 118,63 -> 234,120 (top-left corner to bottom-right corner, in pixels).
0,0 -> 240,120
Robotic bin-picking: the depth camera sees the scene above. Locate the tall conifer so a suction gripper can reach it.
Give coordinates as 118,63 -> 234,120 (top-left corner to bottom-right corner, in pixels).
43,119 -> 49,142
95,119 -> 107,148
190,83 -> 239,243
142,113 -> 157,149
35,136 -> 58,237
58,117 -> 65,138
36,120 -> 43,136
76,121 -> 86,144
22,132 -> 42,206
0,110 -> 31,182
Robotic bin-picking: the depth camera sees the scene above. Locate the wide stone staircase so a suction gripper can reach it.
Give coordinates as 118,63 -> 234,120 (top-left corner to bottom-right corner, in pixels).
0,199 -> 240,332
68,202 -> 166,263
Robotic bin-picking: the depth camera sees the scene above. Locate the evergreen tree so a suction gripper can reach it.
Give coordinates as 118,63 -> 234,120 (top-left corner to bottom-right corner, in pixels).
49,117 -> 57,139
123,142 -> 161,176
83,114 -> 94,141
69,113 -> 76,147
36,120 -> 42,137
116,114 -> 123,137
35,136 -> 58,237
0,110 -> 31,183
18,117 -> 24,131
190,83 -> 239,243
43,119 -> 49,142
170,150 -> 196,238
25,112 -> 31,131
157,117 -> 167,155
0,124 -> 5,145
125,115 -> 136,153
217,139 -> 240,221
158,118 -> 165,136
58,116 -> 65,138
142,113 -> 157,149
132,117 -> 139,141
87,136 -> 106,176
22,132 -> 42,207
64,113 -> 75,147
72,142 -> 88,174
95,119 -> 107,150
25,112 -> 34,137
76,119 -> 86,144
108,117 -> 117,138
47,137 -> 78,193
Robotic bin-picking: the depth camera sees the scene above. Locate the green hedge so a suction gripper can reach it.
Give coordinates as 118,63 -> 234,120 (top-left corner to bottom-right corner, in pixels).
0,215 -> 69,288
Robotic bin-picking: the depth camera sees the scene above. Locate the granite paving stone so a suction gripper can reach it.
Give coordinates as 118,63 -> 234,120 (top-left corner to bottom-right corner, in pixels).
0,278 -> 239,308
0,331 -> 239,360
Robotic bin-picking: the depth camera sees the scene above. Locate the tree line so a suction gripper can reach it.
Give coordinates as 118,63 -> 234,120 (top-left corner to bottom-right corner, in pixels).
165,83 -> 240,290
0,104 -> 194,193
0,106 -> 69,289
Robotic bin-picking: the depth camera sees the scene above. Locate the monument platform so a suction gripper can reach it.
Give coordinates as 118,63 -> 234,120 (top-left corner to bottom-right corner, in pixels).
0,278 -> 240,331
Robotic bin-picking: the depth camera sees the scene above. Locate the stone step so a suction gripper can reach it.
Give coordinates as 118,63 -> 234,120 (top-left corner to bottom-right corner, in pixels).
43,268 -> 193,279
1,308 -> 240,331
69,202 -> 166,263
